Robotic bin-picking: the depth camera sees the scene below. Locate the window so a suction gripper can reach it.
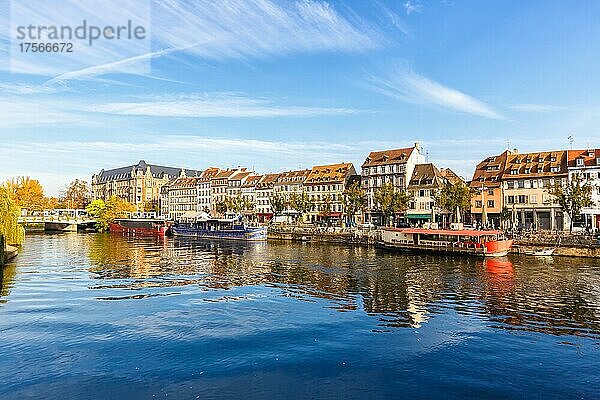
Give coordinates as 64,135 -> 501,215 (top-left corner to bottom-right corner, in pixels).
507,195 -> 515,204
487,200 -> 495,208
475,200 -> 482,208
524,168 -> 530,174
507,181 -> 514,189
419,189 -> 426,197
488,188 -> 494,195
510,169 -> 518,175
551,166 -> 560,173
518,180 -> 525,189
530,195 -> 537,204
550,156 -> 556,162
576,158 -> 584,167
518,195 -> 527,204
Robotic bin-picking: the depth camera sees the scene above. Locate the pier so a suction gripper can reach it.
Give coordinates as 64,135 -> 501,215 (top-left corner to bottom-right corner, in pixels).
18,209 -> 96,232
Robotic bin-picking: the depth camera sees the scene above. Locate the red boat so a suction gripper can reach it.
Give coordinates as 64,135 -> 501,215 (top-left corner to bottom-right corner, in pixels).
380,227 -> 513,257
109,218 -> 169,236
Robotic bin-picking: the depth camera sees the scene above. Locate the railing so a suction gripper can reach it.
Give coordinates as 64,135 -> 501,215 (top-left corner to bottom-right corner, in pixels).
18,216 -> 96,224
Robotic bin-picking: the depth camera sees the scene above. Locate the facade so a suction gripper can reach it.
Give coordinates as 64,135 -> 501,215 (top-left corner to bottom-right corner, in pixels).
197,167 -> 220,214
501,149 -> 568,231
407,163 -> 462,226
92,160 -> 200,211
227,171 -> 255,199
567,149 -> 600,230
255,173 -> 281,222
361,143 -> 425,225
470,150 -> 510,228
304,163 -> 357,224
210,168 -> 247,215
240,175 -> 263,217
162,177 -> 201,221
273,169 -> 311,219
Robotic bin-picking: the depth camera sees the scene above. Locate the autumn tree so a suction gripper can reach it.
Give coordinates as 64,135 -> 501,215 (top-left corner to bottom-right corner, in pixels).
86,196 -> 135,232
60,179 -> 91,209
373,183 -> 412,226
434,181 -> 471,223
548,174 -> 594,233
215,200 -> 228,216
288,190 -> 313,223
269,192 -> 288,217
2,176 -> 46,211
342,180 -> 366,226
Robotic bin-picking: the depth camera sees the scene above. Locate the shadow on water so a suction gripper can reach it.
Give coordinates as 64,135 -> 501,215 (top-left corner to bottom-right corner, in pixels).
76,233 -> 600,338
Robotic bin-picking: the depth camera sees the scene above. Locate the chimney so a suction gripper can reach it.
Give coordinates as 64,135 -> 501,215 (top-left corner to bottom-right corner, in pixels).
513,148 -> 519,154
414,142 -> 421,151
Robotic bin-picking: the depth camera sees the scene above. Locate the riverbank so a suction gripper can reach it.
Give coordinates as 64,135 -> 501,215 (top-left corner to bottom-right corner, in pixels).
268,226 -> 600,258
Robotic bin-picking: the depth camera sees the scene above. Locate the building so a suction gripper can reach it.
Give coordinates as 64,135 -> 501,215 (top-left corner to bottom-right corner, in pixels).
361,144 -> 425,225
304,163 -> 357,224
91,160 -> 200,211
406,163 -> 462,226
198,167 -> 220,214
273,169 -> 311,220
255,173 -> 281,222
227,170 -> 255,198
240,174 -> 263,218
501,149 -> 569,231
567,148 -> 600,230
210,167 -> 247,215
161,177 -> 201,221
470,150 -> 510,228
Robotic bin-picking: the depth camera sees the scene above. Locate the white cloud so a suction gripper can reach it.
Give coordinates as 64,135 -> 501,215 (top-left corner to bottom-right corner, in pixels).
90,93 -> 358,118
369,66 -> 506,120
509,103 -> 566,113
0,82 -> 66,94
404,0 -> 423,15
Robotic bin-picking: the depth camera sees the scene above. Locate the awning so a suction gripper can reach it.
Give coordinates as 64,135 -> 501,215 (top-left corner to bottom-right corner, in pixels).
319,212 -> 342,217
406,213 -> 431,220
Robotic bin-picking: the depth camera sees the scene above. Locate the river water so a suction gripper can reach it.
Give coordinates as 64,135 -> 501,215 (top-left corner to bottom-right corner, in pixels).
1,233 -> 599,399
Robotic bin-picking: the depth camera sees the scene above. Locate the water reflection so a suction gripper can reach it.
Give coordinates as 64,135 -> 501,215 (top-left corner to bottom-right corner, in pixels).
69,233 -> 600,338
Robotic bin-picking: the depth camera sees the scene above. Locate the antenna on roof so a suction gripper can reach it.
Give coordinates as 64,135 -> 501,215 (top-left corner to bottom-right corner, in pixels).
426,150 -> 429,162
506,139 -> 510,150
567,135 -> 574,150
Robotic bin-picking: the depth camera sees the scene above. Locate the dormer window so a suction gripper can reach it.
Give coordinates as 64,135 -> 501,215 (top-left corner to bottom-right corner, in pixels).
525,168 -> 531,174
588,150 -> 594,157
510,169 -> 518,175
551,166 -> 560,173
597,157 -> 600,165
550,156 -> 556,162
538,156 -> 544,162
576,158 -> 585,167
515,158 -> 521,164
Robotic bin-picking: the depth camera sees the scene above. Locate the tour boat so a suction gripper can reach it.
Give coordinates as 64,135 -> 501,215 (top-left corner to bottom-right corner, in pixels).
109,218 -> 169,236
170,213 -> 267,241
379,227 -> 513,257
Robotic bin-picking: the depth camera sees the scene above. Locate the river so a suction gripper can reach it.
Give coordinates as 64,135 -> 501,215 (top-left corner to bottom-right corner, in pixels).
1,233 -> 599,399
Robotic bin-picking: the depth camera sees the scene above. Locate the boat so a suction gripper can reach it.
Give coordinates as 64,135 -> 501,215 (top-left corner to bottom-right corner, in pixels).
170,213 -> 267,241
109,218 -> 168,236
523,248 -> 555,256
379,227 -> 513,257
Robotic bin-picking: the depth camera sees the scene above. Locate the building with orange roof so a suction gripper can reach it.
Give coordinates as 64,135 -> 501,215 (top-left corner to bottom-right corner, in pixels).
210,167 -> 247,215
240,174 -> 263,216
568,148 -> 600,230
470,150 -> 510,228
273,169 -> 311,220
304,162 -> 357,224
255,173 -> 281,222
361,143 -> 425,225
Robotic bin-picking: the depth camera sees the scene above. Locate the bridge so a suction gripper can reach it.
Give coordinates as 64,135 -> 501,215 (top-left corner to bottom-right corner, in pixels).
18,209 -> 97,232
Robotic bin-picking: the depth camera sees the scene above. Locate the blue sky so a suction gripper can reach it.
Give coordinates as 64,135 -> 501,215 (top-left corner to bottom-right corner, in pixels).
0,0 -> 599,195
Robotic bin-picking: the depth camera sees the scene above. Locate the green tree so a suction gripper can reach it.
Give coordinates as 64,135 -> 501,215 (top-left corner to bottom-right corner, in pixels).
342,181 -> 366,226
143,200 -> 159,213
60,179 -> 91,209
373,183 -> 412,226
86,196 -> 136,232
215,200 -> 228,215
269,192 -> 288,217
0,187 -> 25,245
288,190 -> 313,223
548,174 -> 594,233
499,206 -> 511,230
224,195 -> 253,214
434,181 -> 471,223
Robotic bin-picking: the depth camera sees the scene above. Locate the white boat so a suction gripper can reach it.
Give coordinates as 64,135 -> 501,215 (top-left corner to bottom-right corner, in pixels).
523,248 -> 555,256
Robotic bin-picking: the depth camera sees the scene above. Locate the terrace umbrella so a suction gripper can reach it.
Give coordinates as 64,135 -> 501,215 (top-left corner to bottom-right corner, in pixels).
482,202 -> 488,229
431,207 -> 436,226
456,205 -> 461,224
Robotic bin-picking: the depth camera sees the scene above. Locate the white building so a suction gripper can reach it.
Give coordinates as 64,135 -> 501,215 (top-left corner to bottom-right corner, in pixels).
361,143 -> 425,225
568,148 -> 600,231
255,173 -> 280,222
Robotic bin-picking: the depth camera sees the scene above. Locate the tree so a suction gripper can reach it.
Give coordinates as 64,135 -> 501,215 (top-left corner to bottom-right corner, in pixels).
224,195 -> 253,214
434,181 -> 471,223
0,187 -> 25,245
547,174 -> 594,233
499,206 -> 512,230
342,181 -> 366,227
60,179 -> 91,209
215,200 -> 228,216
143,201 -> 159,213
45,197 -> 60,210
2,176 -> 46,211
86,196 -> 136,232
269,192 -> 288,217
373,183 -> 412,226
288,190 -> 313,223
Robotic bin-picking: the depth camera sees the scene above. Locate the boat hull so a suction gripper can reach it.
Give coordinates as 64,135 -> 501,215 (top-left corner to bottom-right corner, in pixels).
171,225 -> 267,241
109,220 -> 168,236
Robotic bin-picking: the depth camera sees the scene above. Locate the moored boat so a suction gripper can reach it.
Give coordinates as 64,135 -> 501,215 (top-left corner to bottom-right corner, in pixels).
109,218 -> 168,236
379,227 -> 513,257
171,213 -> 267,241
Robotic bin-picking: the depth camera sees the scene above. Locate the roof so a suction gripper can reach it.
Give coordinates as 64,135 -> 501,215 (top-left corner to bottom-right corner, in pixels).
502,150 -> 568,179
211,168 -> 247,182
256,173 -> 281,189
305,163 -> 356,185
408,163 -> 444,188
362,147 -> 415,167
199,167 -> 220,181
567,149 -> 600,168
439,168 -> 464,185
93,160 -> 201,183
470,150 -> 509,188
167,177 -> 200,188
384,227 -> 503,237
274,169 -> 310,185
241,174 -> 263,188
229,171 -> 254,181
